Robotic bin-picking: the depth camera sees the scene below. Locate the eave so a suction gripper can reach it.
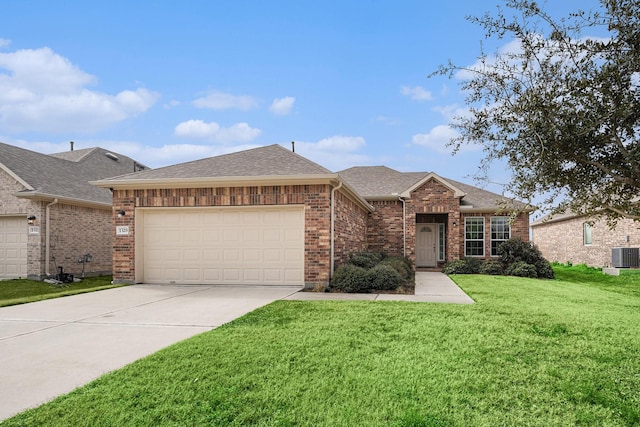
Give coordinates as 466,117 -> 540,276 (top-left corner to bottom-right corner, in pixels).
14,191 -> 112,209
91,174 -> 374,213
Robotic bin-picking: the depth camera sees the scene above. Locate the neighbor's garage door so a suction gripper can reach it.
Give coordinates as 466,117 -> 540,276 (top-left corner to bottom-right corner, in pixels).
140,207 -> 304,285
0,217 -> 28,279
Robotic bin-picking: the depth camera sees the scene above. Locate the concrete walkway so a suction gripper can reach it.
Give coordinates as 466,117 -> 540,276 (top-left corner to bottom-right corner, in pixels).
284,272 -> 475,304
0,284 -> 300,421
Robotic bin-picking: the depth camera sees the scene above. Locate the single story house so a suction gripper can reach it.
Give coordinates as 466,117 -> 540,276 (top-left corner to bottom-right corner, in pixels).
531,211 -> 640,268
0,142 -> 147,280
92,144 -> 531,288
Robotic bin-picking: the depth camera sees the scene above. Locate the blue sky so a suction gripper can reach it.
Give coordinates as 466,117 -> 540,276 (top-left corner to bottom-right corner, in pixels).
1,0 -> 603,197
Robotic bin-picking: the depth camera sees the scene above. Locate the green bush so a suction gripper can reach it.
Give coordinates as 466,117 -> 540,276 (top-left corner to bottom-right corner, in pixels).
331,264 -> 370,293
367,264 -> 403,291
348,252 -> 384,269
506,261 -> 538,278
380,256 -> 413,281
464,257 -> 483,274
443,259 -> 472,274
497,238 -> 554,279
480,260 -> 504,275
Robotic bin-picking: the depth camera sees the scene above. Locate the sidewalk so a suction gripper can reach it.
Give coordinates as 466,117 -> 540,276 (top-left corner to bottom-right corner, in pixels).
284,271 -> 474,304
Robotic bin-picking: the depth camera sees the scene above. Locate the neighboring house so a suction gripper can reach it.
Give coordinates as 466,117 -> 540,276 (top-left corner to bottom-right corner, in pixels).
531,211 -> 640,267
92,144 -> 530,288
0,142 -> 147,280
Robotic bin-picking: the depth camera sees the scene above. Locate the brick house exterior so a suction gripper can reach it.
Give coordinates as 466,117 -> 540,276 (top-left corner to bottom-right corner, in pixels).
95,145 -> 530,287
0,142 -> 146,280
532,213 -> 640,267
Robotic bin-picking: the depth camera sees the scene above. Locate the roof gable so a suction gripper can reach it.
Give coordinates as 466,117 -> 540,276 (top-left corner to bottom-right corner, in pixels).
400,172 -> 466,199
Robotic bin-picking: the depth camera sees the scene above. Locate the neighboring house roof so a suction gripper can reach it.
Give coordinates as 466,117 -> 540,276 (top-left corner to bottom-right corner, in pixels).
338,166 -> 528,212
0,142 -> 146,207
530,210 -> 583,227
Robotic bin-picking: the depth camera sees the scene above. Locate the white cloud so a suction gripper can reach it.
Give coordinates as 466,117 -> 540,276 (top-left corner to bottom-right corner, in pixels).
432,104 -> 469,121
269,96 -> 295,115
163,100 -> 181,109
193,91 -> 258,110
412,125 -> 462,153
372,115 -> 400,126
0,47 -> 158,133
285,135 -> 369,171
400,85 -> 433,101
0,38 -> 10,48
174,119 -> 261,143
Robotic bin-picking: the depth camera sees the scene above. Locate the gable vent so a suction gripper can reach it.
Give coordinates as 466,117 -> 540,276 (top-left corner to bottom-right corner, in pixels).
105,152 -> 119,161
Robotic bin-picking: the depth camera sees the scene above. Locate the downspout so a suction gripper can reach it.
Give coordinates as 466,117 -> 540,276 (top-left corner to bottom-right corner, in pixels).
45,198 -> 59,276
330,181 -> 343,277
399,197 -> 406,257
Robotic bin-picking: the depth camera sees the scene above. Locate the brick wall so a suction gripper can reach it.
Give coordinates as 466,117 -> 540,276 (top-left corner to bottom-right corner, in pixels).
532,216 -> 640,267
333,190 -> 368,267
367,200 -> 404,256
46,203 -> 112,278
112,185 -> 334,286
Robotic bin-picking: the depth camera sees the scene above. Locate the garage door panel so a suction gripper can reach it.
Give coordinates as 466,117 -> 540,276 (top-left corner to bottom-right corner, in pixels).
0,217 -> 28,278
142,207 -> 304,285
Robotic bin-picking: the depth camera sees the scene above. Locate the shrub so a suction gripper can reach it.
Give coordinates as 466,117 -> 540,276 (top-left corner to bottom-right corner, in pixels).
464,257 -> 483,274
497,238 -> 554,279
534,260 -> 555,279
380,256 -> 413,281
506,261 -> 538,278
443,259 -> 472,274
348,252 -> 384,269
331,264 -> 370,293
480,260 -> 504,275
367,264 -> 403,291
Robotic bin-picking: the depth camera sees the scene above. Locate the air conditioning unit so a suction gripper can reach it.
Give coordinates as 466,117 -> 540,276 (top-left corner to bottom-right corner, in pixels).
612,248 -> 640,268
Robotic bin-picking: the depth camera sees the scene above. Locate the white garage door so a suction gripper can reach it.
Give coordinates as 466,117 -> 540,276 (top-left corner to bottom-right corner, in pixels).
0,217 -> 28,279
140,206 -> 304,286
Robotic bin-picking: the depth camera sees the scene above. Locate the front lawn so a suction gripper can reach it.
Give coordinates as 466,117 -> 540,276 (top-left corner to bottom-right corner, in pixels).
2,268 -> 639,426
0,276 -> 123,307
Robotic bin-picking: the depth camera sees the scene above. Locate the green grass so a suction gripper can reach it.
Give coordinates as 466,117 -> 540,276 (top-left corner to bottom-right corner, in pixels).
2,267 -> 640,426
0,275 -> 123,307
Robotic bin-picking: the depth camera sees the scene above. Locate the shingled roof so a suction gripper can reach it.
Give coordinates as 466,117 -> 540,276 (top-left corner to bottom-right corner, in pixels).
0,142 -> 145,206
338,166 -> 528,211
97,144 -> 331,182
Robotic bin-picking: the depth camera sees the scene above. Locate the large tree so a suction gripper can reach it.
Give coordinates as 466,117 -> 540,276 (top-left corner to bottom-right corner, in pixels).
433,0 -> 640,224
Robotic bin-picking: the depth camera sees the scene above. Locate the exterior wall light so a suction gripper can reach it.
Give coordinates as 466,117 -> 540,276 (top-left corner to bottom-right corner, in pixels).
117,210 -> 126,217
452,220 -> 457,227
27,215 -> 36,224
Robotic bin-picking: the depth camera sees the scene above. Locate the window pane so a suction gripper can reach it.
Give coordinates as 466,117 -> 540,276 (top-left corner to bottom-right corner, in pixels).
465,217 -> 484,257
490,217 -> 510,256
583,223 -> 592,245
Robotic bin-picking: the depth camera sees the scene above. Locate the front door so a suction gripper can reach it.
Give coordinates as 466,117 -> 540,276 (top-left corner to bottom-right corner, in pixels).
416,224 -> 437,267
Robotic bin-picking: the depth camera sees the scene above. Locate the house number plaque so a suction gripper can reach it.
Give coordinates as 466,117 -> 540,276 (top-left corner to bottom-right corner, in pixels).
116,225 -> 130,236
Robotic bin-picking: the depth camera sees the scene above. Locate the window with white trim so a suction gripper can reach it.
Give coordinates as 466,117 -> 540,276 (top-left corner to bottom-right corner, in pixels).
438,223 -> 445,261
583,222 -> 592,245
465,217 -> 484,257
490,217 -> 511,256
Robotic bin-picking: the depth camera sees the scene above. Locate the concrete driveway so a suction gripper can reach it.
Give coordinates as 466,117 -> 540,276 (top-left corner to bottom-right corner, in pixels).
0,284 -> 300,420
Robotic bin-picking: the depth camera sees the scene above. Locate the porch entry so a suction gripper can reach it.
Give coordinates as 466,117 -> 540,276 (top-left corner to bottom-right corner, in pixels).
416,223 -> 437,267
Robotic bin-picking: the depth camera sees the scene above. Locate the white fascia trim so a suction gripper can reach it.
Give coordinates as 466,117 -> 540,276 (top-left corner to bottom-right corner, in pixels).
0,162 -> 34,190
14,191 -> 111,209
